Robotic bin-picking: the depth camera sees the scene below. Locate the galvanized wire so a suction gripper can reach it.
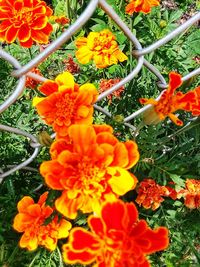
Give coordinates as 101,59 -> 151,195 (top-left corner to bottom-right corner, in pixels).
0,0 -> 199,180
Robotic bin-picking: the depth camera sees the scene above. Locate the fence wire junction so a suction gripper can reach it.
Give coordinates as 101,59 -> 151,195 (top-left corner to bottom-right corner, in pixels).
0,0 -> 200,181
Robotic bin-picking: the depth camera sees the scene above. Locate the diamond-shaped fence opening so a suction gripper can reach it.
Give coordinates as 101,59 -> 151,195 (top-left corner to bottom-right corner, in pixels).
0,0 -> 200,180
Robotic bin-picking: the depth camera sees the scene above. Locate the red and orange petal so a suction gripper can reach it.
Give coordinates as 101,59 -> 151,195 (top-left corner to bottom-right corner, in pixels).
184,194 -> 200,209
25,68 -> 42,89
0,0 -> 53,47
136,179 -> 167,210
62,200 -> 169,266
99,78 -> 125,103
182,179 -> 200,209
126,0 -> 160,15
13,192 -> 72,251
63,55 -> 80,74
51,15 -> 70,25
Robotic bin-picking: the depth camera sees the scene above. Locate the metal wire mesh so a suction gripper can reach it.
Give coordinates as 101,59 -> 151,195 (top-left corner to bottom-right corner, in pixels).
0,0 -> 200,181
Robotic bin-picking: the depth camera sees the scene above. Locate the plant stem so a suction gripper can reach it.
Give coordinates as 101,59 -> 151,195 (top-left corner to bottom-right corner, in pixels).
57,247 -> 64,267
28,48 -> 33,60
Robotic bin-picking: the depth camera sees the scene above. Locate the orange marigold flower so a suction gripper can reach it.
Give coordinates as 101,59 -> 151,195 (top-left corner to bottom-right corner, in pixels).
13,192 -> 72,251
140,72 -> 200,126
0,0 -> 53,48
99,78 -> 125,103
62,199 -> 169,266
25,67 -> 42,89
33,71 -> 98,137
40,124 -> 139,219
126,0 -> 160,15
180,179 -> 200,209
136,178 -> 169,210
63,55 -> 80,74
75,29 -> 128,69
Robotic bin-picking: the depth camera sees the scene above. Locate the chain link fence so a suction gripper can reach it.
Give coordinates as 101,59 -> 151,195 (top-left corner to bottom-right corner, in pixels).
0,0 -> 200,181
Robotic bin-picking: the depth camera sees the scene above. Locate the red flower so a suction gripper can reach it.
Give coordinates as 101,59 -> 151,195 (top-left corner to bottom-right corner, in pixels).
13,192 -> 71,251
63,55 -> 80,74
51,15 -> 70,26
99,78 -> 125,103
140,72 -> 200,126
180,179 -> 200,209
0,0 -> 53,48
40,124 -> 139,219
136,178 -> 169,210
25,67 -> 42,89
63,199 -> 169,267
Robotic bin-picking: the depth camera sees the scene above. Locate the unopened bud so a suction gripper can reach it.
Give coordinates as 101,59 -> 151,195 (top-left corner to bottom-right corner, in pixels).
38,131 -> 53,147
113,115 -> 124,123
159,20 -> 167,28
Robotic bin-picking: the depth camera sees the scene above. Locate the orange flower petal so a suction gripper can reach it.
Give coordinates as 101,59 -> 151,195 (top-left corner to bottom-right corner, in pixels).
13,213 -> 33,232
93,124 -> 113,134
110,143 -> 129,168
40,160 -> 65,190
38,80 -> 58,96
17,196 -> 34,213
31,28 -> 49,43
20,233 -> 38,251
68,125 -> 96,155
124,141 -> 140,169
96,132 -> 118,146
50,139 -> 71,159
168,113 -> 183,126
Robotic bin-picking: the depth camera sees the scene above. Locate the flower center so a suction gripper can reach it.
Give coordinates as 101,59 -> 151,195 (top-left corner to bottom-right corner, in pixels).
93,34 -> 115,52
78,162 -> 107,197
55,93 -> 76,121
12,7 -> 33,25
98,233 -> 135,266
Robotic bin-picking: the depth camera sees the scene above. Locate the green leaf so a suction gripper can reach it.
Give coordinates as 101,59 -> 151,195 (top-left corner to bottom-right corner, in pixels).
186,30 -> 200,55
168,10 -> 183,23
170,174 -> 185,187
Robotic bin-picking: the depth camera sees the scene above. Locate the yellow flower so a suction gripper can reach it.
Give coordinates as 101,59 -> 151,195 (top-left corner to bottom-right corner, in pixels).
75,29 -> 128,68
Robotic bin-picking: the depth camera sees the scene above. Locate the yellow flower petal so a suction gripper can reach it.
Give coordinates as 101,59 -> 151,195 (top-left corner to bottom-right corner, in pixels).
32,96 -> 45,106
55,71 -> 74,91
113,49 -> 128,62
76,46 -> 93,64
57,219 -> 72,239
87,32 -> 99,50
108,167 -> 136,195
